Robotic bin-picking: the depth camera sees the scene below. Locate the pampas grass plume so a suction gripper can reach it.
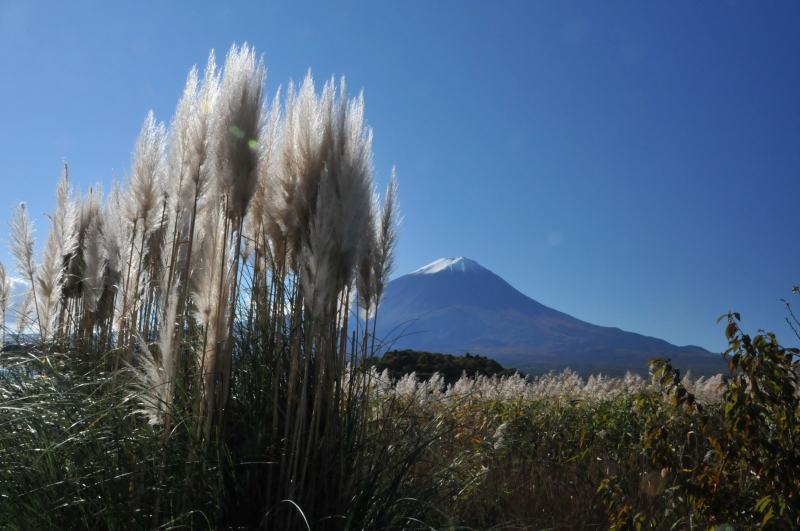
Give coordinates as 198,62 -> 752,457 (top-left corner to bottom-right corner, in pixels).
82,220 -> 108,313
215,43 -> 265,221
34,168 -> 78,339
102,180 -> 125,284
127,111 -> 166,231
191,50 -> 220,190
14,287 -> 33,336
8,203 -> 36,282
166,65 -> 199,216
0,261 -> 9,344
374,168 -> 399,306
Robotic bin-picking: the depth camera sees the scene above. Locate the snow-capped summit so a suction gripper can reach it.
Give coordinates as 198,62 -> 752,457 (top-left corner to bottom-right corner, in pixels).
410,257 -> 489,275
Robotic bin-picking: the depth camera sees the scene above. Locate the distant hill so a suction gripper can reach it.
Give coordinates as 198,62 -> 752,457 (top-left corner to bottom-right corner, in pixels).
365,349 -> 516,385
370,257 -> 725,378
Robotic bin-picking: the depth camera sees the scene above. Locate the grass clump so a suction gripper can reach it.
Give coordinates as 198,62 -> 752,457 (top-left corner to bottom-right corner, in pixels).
0,43 -> 408,530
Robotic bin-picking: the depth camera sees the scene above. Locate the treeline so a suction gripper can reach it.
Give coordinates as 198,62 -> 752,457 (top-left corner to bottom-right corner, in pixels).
366,349 -> 516,385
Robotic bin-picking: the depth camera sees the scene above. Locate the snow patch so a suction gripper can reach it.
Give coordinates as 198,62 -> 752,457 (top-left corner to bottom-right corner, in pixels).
410,257 -> 489,275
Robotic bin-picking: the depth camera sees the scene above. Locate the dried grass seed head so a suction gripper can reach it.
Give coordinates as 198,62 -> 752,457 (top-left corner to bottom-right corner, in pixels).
166,65 -> 199,217
373,168 -> 400,305
101,180 -> 126,281
8,202 -> 36,281
269,72 -> 328,270
34,170 -> 78,337
214,43 -> 265,221
0,261 -> 9,317
81,219 -> 108,313
127,111 -> 167,231
14,287 -> 34,335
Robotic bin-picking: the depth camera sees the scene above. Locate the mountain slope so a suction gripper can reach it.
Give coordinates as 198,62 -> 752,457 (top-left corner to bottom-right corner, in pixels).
372,257 -> 724,377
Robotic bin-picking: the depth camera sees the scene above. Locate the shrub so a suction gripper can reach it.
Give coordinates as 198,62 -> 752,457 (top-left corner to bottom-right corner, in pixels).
600,313 -> 800,530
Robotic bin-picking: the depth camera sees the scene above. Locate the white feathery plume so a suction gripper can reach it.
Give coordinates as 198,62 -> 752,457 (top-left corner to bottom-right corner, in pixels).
266,73 -> 327,270
323,81 -> 372,288
104,180 -> 136,336
303,79 -> 375,321
0,262 -> 7,315
8,203 -> 36,283
682,372 -> 725,405
7,203 -> 40,334
190,196 -> 233,345
102,180 -> 125,285
191,202 -> 227,328
166,54 -> 221,314
373,168 -> 399,307
63,185 -> 103,301
261,82 -> 299,269
357,168 -> 399,327
300,168 -> 338,318
82,219 -> 108,313
332,83 -> 375,290
77,185 -> 104,240
166,65 -> 198,217
163,53 -> 220,275
356,193 -> 377,318
244,88 -> 281,260
210,45 -> 266,410
190,51 -> 220,194
117,113 -> 165,344
0,262 -> 9,344
297,79 -> 337,315
214,43 -> 265,221
131,334 -> 168,426
162,66 -> 204,281
126,111 -> 167,232
190,209 -> 221,326
116,222 -> 143,331
14,287 -> 33,336
34,168 -> 78,340
156,273 -> 180,403
294,77 -> 376,319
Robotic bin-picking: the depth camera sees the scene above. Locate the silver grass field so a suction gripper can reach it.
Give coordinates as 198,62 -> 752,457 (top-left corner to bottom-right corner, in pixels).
1,44 -> 800,531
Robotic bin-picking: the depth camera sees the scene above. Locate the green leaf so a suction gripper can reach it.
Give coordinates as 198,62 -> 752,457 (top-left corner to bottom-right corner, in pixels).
760,508 -> 774,527
755,495 -> 772,512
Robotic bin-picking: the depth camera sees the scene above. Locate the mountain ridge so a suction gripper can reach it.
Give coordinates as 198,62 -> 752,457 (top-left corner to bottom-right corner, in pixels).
372,257 -> 724,377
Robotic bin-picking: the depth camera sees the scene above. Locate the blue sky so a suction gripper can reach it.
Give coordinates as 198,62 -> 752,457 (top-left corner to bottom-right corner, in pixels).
1,1 -> 799,353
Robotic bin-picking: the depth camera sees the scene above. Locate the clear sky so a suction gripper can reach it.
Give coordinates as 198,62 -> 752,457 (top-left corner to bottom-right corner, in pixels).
1,1 -> 799,353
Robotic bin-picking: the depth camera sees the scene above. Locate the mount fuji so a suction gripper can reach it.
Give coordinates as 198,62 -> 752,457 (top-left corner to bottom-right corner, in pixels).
371,257 -> 724,377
